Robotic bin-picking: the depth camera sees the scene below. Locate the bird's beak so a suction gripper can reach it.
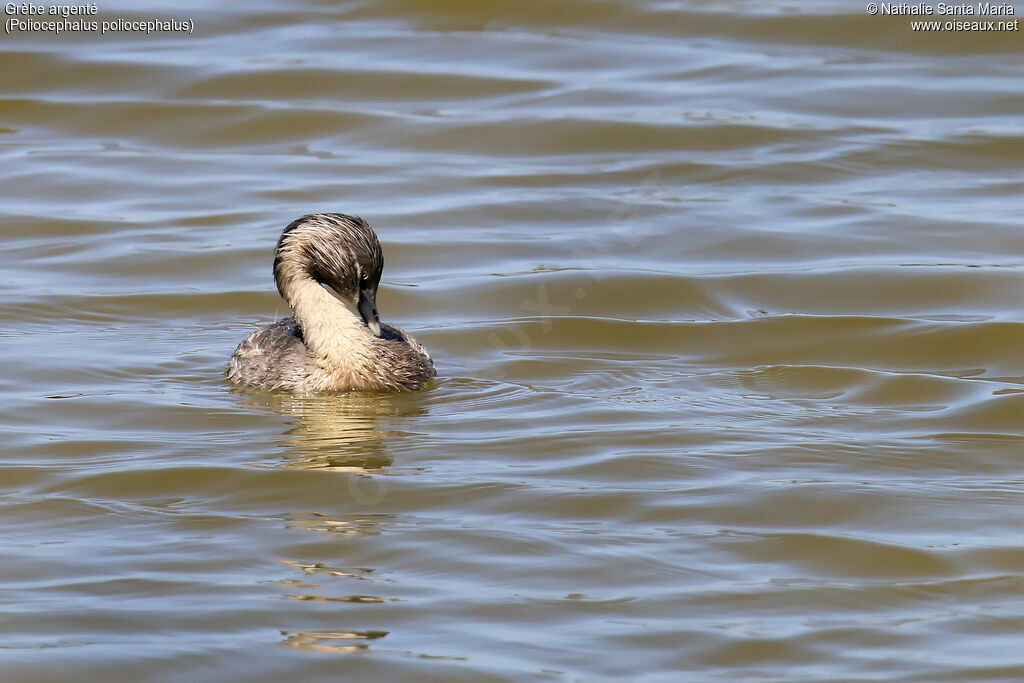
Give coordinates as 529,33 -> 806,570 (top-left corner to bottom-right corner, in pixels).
358,287 -> 381,337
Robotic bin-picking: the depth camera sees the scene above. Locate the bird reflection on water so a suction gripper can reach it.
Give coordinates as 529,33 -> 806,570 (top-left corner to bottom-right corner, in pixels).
235,389 -> 429,472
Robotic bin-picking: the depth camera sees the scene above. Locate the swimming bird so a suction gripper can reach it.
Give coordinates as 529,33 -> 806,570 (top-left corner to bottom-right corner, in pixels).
227,213 -> 435,393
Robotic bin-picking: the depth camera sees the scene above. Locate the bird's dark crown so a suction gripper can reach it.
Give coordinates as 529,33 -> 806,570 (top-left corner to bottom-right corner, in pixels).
273,213 -> 383,301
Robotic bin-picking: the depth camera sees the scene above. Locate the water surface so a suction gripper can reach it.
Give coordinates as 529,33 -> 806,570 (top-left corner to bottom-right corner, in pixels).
2,1 -> 1023,680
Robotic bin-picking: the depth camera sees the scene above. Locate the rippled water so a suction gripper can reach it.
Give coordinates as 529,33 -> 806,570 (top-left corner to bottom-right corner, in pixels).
2,1 -> 1023,680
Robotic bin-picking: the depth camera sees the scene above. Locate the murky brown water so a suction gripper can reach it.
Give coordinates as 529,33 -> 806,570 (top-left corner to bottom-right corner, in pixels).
2,1 -> 1023,680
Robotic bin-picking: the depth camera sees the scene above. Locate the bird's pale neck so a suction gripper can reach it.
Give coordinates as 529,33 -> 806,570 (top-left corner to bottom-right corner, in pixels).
285,275 -> 373,371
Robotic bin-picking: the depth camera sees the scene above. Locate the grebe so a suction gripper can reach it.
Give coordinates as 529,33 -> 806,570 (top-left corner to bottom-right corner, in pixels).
227,213 -> 435,393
